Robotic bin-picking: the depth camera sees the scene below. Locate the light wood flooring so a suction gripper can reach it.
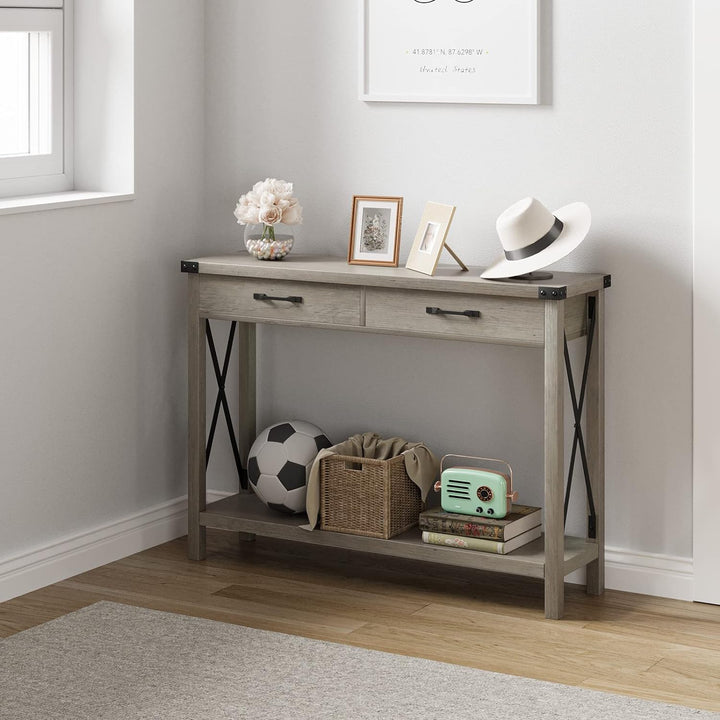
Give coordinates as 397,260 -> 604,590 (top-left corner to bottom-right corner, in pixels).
1,529 -> 719,712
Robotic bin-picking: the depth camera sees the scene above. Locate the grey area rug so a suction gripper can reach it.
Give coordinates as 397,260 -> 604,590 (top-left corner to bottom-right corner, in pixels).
0,602 -> 716,720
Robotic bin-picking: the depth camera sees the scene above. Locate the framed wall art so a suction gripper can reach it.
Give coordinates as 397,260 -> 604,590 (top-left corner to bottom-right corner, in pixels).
348,195 -> 404,267
406,201 -> 460,276
360,0 -> 539,104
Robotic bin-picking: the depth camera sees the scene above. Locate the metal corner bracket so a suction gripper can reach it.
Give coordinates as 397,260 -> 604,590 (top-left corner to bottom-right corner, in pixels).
181,260 -> 199,274
538,286 -> 567,300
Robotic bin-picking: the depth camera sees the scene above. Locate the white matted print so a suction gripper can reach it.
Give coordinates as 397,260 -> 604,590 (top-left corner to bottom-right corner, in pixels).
406,202 -> 456,276
348,196 -> 403,267
419,222 -> 441,254
361,0 -> 538,104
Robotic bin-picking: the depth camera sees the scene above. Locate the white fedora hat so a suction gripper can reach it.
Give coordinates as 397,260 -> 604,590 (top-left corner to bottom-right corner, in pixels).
481,197 -> 591,279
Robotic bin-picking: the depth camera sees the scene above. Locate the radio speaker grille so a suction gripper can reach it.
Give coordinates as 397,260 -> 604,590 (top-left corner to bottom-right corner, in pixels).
446,479 -> 471,500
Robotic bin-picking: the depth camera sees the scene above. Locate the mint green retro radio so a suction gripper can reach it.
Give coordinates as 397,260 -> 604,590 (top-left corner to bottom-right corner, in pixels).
434,455 -> 518,519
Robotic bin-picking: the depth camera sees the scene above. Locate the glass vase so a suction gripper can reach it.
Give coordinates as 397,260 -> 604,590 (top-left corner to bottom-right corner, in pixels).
243,223 -> 294,261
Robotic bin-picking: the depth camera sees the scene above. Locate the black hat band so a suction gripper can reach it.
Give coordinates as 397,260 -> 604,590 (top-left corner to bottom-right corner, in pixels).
504,216 -> 564,261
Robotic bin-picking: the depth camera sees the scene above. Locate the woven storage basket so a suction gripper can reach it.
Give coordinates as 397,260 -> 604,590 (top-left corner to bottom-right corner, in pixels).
319,453 -> 423,539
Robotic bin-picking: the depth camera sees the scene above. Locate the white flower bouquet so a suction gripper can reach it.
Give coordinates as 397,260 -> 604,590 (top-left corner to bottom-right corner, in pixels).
234,178 -> 303,236
234,178 -> 303,259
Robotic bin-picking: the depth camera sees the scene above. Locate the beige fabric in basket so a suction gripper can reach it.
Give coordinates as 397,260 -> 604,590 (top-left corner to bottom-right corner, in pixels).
302,432 -> 439,531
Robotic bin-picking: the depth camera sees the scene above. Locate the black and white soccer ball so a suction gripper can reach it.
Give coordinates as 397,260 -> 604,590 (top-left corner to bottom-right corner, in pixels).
247,420 -> 332,515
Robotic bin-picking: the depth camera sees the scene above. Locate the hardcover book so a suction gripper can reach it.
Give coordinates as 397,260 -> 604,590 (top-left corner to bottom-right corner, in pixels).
418,505 -> 541,542
421,526 -> 542,555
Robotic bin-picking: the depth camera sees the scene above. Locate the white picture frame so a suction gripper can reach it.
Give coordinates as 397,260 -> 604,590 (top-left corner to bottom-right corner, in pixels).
360,0 -> 539,105
405,201 -> 456,276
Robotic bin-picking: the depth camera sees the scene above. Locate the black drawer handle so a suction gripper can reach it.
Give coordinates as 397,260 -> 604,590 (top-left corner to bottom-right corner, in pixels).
426,306 -> 480,318
253,293 -> 303,304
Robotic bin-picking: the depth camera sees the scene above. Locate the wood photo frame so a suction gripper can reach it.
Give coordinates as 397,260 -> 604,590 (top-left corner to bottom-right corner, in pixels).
348,195 -> 403,267
405,201 -> 458,276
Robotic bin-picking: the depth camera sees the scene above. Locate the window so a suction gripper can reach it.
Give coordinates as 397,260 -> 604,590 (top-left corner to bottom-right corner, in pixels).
0,1 -> 71,197
0,0 -> 134,214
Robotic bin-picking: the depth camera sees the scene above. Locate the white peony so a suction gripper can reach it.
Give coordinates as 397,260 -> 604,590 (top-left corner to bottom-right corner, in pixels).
233,197 -> 260,225
259,191 -> 279,208
244,190 -> 261,206
282,199 -> 303,226
265,178 -> 294,198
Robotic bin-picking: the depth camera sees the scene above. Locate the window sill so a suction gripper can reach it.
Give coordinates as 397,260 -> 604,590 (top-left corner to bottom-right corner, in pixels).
0,190 -> 134,216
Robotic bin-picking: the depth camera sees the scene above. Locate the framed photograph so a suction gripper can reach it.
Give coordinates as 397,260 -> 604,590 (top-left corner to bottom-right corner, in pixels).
348,195 -> 403,267
361,0 -> 538,105
406,202 -> 456,276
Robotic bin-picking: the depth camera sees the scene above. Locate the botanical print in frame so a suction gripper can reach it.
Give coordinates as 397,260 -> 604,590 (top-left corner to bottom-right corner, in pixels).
348,196 -> 403,267
361,0 -> 539,104
405,201 -> 456,276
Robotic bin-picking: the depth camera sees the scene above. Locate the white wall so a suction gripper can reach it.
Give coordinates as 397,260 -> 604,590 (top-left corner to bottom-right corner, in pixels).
0,1 -> 204,561
204,1 -> 693,565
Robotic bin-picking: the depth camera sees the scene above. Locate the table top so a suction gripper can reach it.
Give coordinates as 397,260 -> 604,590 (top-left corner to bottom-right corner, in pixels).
182,254 -> 610,300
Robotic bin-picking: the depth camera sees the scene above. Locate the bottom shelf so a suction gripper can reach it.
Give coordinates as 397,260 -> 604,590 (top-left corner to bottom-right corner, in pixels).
198,492 -> 599,580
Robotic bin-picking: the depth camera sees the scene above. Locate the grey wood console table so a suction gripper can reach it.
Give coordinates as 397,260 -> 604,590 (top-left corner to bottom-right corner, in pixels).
182,254 -> 609,619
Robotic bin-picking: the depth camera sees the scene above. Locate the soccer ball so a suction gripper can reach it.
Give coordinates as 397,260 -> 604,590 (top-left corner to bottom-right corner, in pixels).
247,420 -> 332,515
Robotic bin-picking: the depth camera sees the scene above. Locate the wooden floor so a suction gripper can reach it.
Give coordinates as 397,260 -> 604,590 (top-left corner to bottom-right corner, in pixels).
1,529 -> 719,712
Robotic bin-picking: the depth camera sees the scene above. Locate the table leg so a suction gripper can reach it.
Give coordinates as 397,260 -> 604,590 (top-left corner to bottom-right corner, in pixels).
188,276 -> 207,560
544,300 -> 565,619
238,322 -> 257,544
586,291 -> 605,595
237,322 -> 257,483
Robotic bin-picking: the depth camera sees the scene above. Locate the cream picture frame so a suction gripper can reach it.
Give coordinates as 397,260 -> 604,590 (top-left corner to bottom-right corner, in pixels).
405,201 -> 456,276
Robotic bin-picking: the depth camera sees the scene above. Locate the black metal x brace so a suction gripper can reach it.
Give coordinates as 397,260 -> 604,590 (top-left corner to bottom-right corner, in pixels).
205,320 -> 248,489
563,296 -> 598,539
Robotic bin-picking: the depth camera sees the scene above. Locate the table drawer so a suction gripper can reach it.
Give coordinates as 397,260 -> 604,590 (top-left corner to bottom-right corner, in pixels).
199,276 -> 362,326
365,288 -> 544,346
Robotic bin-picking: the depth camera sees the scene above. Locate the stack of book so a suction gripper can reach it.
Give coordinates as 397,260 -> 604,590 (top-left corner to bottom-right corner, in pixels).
419,504 -> 542,555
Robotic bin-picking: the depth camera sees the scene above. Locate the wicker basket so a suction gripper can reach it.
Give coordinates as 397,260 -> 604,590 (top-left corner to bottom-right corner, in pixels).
319,453 -> 423,539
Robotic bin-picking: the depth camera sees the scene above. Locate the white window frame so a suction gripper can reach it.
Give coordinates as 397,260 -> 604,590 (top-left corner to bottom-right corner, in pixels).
0,0 -> 72,198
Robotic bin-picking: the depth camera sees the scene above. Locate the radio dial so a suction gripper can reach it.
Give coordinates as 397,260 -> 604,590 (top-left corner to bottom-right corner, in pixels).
477,486 -> 494,502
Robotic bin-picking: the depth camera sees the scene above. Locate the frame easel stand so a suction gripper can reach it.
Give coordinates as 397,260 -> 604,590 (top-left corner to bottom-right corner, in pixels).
444,243 -> 468,271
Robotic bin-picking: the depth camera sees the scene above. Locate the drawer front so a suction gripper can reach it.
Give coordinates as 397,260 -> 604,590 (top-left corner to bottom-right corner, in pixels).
199,276 -> 362,326
365,288 -> 544,345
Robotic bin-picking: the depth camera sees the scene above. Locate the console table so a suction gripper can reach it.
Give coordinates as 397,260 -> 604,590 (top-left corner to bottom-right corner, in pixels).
182,254 -> 609,619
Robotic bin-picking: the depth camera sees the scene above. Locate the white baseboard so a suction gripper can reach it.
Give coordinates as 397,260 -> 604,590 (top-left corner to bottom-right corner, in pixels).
0,490 -> 232,604
566,546 -> 694,602
0,496 -> 695,605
